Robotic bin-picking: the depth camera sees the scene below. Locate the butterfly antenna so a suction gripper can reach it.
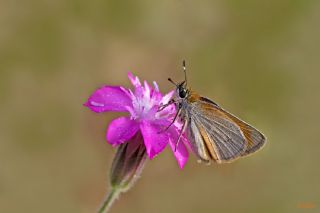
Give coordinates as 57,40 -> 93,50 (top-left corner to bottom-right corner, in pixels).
168,78 -> 178,86
182,60 -> 187,86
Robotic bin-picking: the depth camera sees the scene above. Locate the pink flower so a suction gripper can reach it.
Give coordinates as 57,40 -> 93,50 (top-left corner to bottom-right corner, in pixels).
84,73 -> 189,168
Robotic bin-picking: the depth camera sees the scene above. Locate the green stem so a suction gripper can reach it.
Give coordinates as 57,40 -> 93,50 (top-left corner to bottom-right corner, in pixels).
98,187 -> 120,213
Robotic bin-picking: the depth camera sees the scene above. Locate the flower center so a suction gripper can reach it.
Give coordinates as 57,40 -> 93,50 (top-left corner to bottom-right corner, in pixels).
131,91 -> 158,121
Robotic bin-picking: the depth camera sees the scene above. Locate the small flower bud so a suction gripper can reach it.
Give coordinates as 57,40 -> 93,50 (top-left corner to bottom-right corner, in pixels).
110,132 -> 147,191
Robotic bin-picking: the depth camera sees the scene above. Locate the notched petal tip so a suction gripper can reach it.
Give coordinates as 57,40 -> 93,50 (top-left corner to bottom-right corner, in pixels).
83,101 -> 89,107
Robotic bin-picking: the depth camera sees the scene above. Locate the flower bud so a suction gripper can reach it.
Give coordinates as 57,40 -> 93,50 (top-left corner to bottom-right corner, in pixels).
110,132 -> 147,191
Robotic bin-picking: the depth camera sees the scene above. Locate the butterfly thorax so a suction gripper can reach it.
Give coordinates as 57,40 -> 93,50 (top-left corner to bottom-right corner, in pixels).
186,90 -> 201,103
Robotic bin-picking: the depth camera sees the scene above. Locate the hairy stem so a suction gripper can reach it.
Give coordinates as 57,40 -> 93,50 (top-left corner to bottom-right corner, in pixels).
98,187 -> 120,213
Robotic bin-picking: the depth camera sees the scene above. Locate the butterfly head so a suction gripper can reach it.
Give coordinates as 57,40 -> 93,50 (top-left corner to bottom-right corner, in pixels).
177,81 -> 188,99
168,60 -> 189,99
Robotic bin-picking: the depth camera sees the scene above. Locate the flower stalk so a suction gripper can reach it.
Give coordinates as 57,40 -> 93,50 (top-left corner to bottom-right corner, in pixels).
98,187 -> 120,213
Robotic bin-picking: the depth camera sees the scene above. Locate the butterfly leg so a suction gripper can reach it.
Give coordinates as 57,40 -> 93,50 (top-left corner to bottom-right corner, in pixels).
158,106 -> 182,133
174,117 -> 188,152
158,99 -> 178,112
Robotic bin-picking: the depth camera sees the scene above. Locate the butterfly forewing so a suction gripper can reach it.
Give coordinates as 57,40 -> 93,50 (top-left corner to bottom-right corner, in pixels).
222,111 -> 266,156
185,95 -> 266,163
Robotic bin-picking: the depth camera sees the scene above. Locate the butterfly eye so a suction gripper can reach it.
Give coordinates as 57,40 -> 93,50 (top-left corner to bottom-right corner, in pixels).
179,88 -> 187,98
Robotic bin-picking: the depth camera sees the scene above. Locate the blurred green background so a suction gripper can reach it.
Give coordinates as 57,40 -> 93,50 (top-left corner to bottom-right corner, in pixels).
1,0 -> 319,212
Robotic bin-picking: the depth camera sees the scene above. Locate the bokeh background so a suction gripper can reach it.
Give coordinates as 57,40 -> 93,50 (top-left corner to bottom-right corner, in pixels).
1,0 -> 319,212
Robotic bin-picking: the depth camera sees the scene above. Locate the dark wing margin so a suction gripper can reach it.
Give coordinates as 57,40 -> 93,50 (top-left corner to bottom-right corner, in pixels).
199,97 -> 219,106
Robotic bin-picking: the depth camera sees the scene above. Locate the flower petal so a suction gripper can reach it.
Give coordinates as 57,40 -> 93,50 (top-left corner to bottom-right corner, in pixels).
143,80 -> 151,98
128,72 -> 141,88
106,117 -> 139,145
161,90 -> 174,105
168,129 -> 189,169
153,81 -> 159,92
140,121 -> 168,159
84,86 -> 131,113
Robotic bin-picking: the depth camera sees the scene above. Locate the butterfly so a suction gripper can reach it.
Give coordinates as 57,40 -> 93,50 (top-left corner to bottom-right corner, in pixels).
160,61 -> 266,164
